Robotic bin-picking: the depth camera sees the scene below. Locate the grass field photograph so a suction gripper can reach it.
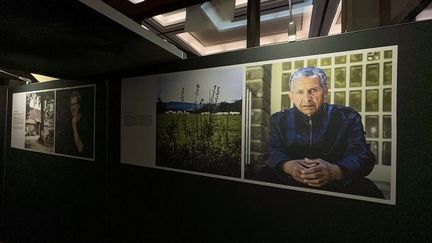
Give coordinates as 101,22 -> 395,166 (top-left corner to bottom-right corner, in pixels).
155,67 -> 243,178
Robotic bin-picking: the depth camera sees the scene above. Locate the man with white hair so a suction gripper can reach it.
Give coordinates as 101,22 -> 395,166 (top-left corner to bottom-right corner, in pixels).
263,67 -> 382,197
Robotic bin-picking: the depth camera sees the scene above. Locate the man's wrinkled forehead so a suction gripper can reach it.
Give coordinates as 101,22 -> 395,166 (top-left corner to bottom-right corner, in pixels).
291,75 -> 322,88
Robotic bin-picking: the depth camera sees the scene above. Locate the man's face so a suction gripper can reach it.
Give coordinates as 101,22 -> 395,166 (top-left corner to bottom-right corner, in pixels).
288,75 -> 327,116
70,96 -> 80,117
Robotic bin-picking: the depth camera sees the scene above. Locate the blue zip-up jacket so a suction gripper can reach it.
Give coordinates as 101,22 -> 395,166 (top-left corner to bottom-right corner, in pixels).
265,103 -> 375,183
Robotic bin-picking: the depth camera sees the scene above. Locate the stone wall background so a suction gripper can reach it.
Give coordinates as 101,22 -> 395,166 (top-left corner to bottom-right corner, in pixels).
244,64 -> 271,177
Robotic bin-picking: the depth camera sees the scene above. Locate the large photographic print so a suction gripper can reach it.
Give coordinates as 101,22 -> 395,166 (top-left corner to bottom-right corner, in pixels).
120,46 -> 397,204
244,46 -> 397,204
24,91 -> 55,153
11,85 -> 95,160
156,67 -> 243,178
55,86 -> 95,159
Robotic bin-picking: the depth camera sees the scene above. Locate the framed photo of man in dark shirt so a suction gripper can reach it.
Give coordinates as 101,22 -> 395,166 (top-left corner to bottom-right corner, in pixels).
244,46 -> 397,204
55,86 -> 95,160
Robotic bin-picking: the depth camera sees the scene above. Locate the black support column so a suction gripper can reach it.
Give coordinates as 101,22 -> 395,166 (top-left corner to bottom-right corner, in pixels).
247,0 -> 260,48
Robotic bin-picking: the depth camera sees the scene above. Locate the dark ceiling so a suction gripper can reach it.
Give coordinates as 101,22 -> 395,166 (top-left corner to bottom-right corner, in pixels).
102,0 -> 208,20
0,0 -> 190,80
1,0 -> 431,83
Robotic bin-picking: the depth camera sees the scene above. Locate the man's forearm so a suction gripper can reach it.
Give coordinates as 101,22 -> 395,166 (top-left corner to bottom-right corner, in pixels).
72,126 -> 84,153
329,164 -> 344,181
280,160 -> 294,175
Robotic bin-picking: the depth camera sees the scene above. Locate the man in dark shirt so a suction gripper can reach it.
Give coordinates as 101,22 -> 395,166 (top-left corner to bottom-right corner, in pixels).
262,67 -> 382,198
67,90 -> 92,158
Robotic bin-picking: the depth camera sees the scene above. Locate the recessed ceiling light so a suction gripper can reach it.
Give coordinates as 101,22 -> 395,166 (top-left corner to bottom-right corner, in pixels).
128,0 -> 146,4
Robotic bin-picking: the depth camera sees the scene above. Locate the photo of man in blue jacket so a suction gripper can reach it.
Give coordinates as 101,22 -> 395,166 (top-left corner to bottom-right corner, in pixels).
261,67 -> 383,198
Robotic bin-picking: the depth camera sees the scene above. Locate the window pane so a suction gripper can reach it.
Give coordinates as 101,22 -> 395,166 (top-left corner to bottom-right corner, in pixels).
350,53 -> 363,62
349,90 -> 362,112
367,51 -> 380,61
383,115 -> 391,138
320,57 -> 332,66
281,94 -> 290,110
367,141 -> 379,163
307,59 -> 317,67
282,73 -> 291,92
366,89 -> 379,112
335,55 -> 346,64
282,62 -> 292,70
334,91 -> 346,106
335,67 -> 346,88
383,88 -> 392,112
350,65 -> 362,87
366,63 -> 380,86
365,115 -> 379,138
294,60 -> 304,69
384,62 -> 392,85
384,50 -> 393,59
324,68 -> 331,89
382,142 -> 391,165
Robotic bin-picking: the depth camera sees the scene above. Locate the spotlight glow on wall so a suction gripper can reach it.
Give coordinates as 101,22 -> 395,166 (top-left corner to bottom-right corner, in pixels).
128,0 -> 146,4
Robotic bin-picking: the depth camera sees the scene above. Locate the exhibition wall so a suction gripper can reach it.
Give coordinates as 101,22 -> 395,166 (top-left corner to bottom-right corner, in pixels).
0,86 -> 8,238
121,45 -> 397,204
1,20 -> 432,242
111,20 -> 432,242
2,80 -> 107,241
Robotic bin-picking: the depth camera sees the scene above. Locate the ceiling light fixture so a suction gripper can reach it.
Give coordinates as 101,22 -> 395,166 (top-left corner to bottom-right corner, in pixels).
288,0 -> 297,42
153,9 -> 187,27
175,4 -> 313,56
151,0 -> 275,27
